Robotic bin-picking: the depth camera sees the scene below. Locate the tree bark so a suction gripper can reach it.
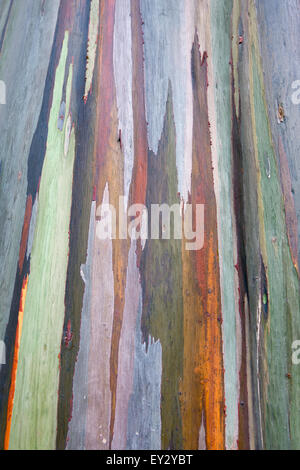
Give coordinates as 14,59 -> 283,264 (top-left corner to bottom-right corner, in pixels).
0,0 -> 299,450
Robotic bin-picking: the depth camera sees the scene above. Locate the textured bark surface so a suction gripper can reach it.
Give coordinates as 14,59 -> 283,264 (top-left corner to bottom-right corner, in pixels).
0,0 -> 300,450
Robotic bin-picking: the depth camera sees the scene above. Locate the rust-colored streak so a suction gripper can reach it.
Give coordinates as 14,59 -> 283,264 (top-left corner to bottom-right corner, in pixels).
18,195 -> 32,273
202,234 -> 225,449
4,275 -> 28,450
94,0 -> 116,205
129,0 -> 148,207
129,0 -> 148,267
181,228 -> 203,449
190,34 -> 225,450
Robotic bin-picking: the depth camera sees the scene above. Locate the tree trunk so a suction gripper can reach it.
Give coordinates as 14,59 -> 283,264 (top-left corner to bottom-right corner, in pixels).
0,0 -> 300,450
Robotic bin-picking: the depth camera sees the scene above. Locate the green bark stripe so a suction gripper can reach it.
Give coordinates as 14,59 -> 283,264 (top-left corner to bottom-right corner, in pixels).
251,49 -> 300,450
9,32 -> 75,450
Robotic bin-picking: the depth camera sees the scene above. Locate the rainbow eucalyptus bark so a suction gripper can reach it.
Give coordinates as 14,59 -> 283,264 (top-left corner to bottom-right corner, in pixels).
0,0 -> 299,450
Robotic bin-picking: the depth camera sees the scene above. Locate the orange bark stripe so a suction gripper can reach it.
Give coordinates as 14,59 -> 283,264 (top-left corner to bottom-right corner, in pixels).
4,275 -> 29,450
